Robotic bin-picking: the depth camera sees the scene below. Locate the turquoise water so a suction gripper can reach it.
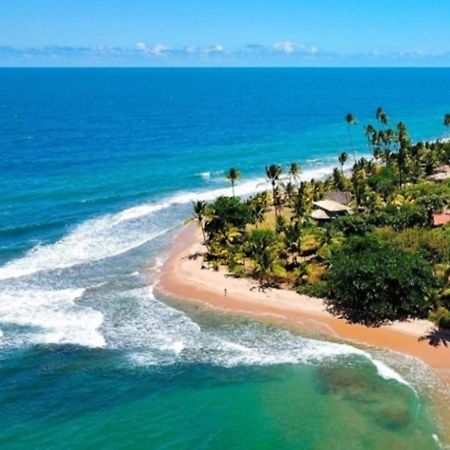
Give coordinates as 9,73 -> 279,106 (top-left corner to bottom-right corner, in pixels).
0,68 -> 449,448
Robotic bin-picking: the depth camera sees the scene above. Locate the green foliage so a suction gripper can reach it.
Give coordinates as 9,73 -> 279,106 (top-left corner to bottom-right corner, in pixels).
225,167 -> 241,196
397,181 -> 450,209
246,228 -> 280,283
375,226 -> 450,265
205,196 -> 253,237
192,200 -> 207,241
283,221 -> 302,256
297,281 -> 329,298
326,235 -> 437,326
429,307 -> 450,329
368,165 -> 398,199
372,203 -> 429,231
333,214 -> 374,236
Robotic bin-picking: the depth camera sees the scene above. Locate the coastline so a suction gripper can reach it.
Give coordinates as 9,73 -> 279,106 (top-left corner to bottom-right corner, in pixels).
155,223 -> 450,384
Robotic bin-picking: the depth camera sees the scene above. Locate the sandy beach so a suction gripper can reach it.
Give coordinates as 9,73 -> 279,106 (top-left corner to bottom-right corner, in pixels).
156,223 -> 450,384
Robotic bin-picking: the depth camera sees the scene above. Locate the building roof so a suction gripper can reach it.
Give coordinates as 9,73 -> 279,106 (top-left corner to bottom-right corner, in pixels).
314,200 -> 352,214
310,209 -> 330,220
323,191 -> 353,205
428,165 -> 450,182
433,214 -> 450,226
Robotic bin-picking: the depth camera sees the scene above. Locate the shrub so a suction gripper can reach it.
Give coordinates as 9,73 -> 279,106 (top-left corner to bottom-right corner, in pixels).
375,227 -> 450,265
326,235 -> 436,326
368,165 -> 398,199
372,203 -> 429,230
205,196 -> 253,236
333,214 -> 374,236
429,307 -> 450,329
297,281 -> 329,298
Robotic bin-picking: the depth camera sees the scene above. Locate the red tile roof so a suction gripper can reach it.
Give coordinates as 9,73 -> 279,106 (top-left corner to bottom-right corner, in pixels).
433,214 -> 450,226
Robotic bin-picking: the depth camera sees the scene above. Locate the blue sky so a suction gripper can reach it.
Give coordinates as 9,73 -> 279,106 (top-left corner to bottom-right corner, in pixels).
1,0 -> 450,66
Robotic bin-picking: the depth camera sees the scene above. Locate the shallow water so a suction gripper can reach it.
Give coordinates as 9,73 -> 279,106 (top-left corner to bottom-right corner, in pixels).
1,68 -> 449,448
0,314 -> 442,450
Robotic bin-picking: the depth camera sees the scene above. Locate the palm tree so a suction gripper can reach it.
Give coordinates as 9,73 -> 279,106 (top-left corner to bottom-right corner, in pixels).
444,113 -> 450,139
265,164 -> 282,216
364,124 -> 376,152
376,107 -> 389,126
192,200 -> 207,242
351,169 -> 365,210
226,168 -> 241,197
332,167 -> 345,191
247,228 -> 277,287
338,152 -> 348,174
345,113 -> 357,161
292,181 -> 312,221
251,202 -> 268,228
288,162 -> 301,184
283,221 -> 302,265
283,181 -> 295,205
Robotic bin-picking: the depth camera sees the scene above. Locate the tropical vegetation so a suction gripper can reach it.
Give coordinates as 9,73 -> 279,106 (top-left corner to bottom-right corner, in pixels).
192,110 -> 450,329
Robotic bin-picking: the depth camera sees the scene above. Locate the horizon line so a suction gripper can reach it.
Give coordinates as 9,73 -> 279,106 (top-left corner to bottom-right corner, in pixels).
1,65 -> 450,69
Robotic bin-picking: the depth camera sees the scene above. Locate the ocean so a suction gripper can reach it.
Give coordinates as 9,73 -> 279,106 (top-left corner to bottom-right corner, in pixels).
0,68 -> 449,449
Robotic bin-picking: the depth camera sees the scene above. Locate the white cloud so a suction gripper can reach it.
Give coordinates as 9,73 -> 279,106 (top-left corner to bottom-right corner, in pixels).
4,42 -> 450,67
135,42 -> 147,51
273,41 -> 319,55
204,44 -> 225,54
134,42 -> 169,56
148,44 -> 169,56
273,41 -> 296,54
184,45 -> 198,54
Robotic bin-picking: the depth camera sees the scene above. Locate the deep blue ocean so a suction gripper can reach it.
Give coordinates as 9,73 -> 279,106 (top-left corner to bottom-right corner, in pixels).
0,68 -> 449,449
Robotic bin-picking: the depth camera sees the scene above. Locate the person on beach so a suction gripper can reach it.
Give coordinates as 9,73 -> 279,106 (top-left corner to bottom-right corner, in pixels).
224,288 -> 227,297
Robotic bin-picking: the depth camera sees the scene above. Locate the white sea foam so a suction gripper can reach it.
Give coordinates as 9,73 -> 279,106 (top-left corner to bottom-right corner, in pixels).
0,288 -> 105,348
113,287 -> 411,387
0,224 -> 172,281
0,163 -> 336,282
198,171 -> 211,180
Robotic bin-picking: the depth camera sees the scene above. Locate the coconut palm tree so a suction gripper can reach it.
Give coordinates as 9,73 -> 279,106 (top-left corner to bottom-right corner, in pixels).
246,228 -> 277,288
332,167 -> 345,191
192,200 -> 207,242
251,202 -> 268,228
444,113 -> 450,138
351,168 -> 366,209
364,124 -> 376,152
265,164 -> 282,216
376,107 -> 389,126
226,168 -> 241,197
345,113 -> 357,161
338,152 -> 348,174
283,221 -> 302,265
288,162 -> 301,184
292,181 -> 312,221
310,179 -> 323,201
283,181 -> 295,205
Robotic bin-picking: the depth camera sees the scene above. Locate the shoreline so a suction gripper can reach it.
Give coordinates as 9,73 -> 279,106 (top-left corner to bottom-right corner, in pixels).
155,223 -> 450,384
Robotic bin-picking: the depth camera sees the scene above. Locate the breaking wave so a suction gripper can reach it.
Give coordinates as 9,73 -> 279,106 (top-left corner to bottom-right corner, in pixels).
104,286 -> 412,387
0,163 -> 335,282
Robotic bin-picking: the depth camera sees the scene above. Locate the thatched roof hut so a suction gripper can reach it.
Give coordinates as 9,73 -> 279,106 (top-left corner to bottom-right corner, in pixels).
323,191 -> 352,205
310,209 -> 330,221
313,200 -> 352,215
